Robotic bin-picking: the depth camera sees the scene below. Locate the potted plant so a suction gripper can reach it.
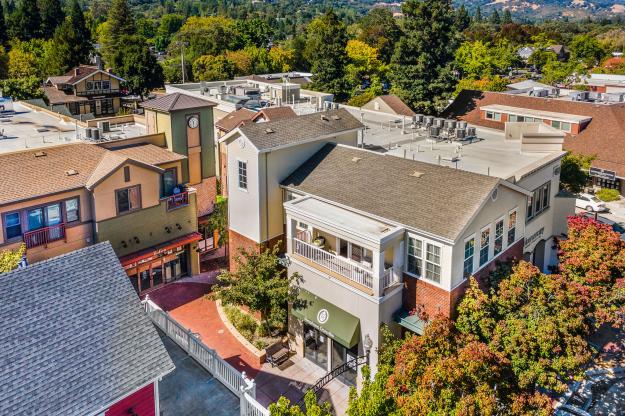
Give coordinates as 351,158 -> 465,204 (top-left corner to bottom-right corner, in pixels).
312,236 -> 325,247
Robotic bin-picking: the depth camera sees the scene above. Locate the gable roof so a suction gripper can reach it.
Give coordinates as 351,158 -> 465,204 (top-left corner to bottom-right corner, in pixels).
281,144 -> 504,241
142,93 -> 217,112
374,95 -> 416,116
215,108 -> 256,132
443,90 -> 625,179
0,142 -> 185,206
0,242 -> 174,416
46,65 -> 127,85
231,108 -> 364,152
252,106 -> 297,122
43,86 -> 90,104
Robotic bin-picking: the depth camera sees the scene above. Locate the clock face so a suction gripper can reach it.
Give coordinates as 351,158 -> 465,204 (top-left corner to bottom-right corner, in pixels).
187,116 -> 199,129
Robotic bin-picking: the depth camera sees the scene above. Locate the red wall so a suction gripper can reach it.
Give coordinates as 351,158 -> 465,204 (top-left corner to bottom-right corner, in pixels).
105,383 -> 155,416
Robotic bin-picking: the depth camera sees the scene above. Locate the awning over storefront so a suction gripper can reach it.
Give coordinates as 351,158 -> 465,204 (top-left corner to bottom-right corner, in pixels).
119,232 -> 202,266
291,289 -> 360,348
395,308 -> 427,335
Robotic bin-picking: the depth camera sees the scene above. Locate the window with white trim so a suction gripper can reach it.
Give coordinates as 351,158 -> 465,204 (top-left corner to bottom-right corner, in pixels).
494,219 -> 504,256
425,243 -> 441,283
237,160 -> 248,190
406,237 -> 422,276
508,210 -> 517,245
463,237 -> 474,278
480,227 -> 490,266
527,181 -> 551,222
485,111 -> 501,121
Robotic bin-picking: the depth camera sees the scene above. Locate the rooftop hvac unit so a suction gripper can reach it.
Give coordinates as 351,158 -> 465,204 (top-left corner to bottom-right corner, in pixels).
85,127 -> 92,139
333,102 -> 340,110
570,91 -> 590,102
415,114 -> 424,123
424,116 -> 434,126
429,126 -> 440,137
455,128 -> 466,139
534,88 -> 549,98
604,93 -> 625,103
445,119 -> 456,129
467,126 -> 477,137
98,121 -> 110,132
457,120 -> 468,129
434,118 -> 444,127
588,91 -> 602,101
92,128 -> 101,141
323,101 -> 332,110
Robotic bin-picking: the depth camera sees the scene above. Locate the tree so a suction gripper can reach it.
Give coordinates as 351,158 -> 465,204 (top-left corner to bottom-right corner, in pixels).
305,10 -> 349,101
489,9 -> 501,25
357,8 -> 400,63
389,0 -> 458,113
7,40 -> 40,78
67,0 -> 92,64
0,244 -> 25,273
454,4 -> 470,32
570,34 -> 607,69
38,0 -> 64,38
213,243 -> 301,336
192,54 -> 235,81
44,3 -> 93,76
502,9 -> 513,24
0,47 -> 7,78
269,390 -> 332,416
208,195 -> 228,248
112,36 -> 164,98
235,18 -> 273,49
13,0 -> 41,40
0,1 -> 8,45
100,0 -> 135,64
474,6 -> 482,23
154,13 -> 185,51
268,46 -> 295,73
0,77 -> 45,99
345,39 -> 385,95
174,16 -> 239,63
454,76 -> 508,93
560,152 -> 594,193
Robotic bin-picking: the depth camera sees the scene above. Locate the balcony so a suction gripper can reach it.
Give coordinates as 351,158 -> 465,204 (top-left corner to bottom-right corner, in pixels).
165,192 -> 190,211
23,223 -> 66,248
75,88 -> 121,97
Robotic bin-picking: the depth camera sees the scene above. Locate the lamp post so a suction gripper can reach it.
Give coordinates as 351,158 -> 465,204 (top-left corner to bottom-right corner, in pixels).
364,334 -> 373,365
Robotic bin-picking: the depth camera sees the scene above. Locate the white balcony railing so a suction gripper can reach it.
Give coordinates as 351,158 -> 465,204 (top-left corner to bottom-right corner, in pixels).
292,238 -> 373,289
382,266 -> 398,289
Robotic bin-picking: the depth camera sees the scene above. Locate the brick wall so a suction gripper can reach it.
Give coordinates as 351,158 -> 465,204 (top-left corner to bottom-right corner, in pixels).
228,229 -> 285,271
105,382 -> 155,416
195,177 -> 217,218
403,238 -> 525,319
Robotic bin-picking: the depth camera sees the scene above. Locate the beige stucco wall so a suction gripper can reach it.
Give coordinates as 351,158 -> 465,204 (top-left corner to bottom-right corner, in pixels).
91,163 -> 162,222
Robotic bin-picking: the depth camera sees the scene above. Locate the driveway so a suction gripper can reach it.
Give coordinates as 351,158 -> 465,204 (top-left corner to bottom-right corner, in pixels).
159,331 -> 240,416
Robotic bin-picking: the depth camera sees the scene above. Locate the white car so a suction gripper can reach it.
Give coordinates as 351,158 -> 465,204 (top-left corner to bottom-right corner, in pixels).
575,193 -> 607,212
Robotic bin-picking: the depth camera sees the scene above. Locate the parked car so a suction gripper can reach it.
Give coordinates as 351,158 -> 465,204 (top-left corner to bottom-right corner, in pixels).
581,212 -> 625,241
575,193 -> 607,212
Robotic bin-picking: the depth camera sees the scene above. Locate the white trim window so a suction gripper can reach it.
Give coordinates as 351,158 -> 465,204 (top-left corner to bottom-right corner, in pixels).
463,237 -> 475,278
494,218 -> 504,256
480,227 -> 490,266
237,160 -> 248,191
508,209 -> 517,245
425,243 -> 441,283
406,237 -> 422,277
485,111 -> 501,121
527,181 -> 551,222
551,120 -> 572,132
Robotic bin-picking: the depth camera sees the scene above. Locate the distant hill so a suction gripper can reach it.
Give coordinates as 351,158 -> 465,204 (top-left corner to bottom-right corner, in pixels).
457,0 -> 625,20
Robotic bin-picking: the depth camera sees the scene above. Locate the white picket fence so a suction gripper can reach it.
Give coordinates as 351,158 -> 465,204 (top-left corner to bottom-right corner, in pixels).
143,298 -> 270,416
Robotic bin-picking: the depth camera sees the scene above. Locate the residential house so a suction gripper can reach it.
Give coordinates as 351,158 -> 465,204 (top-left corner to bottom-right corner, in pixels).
215,106 -> 297,196
361,95 -> 416,117
444,89 -> 625,195
0,142 -> 201,294
219,108 -> 364,266
547,44 -> 571,61
44,64 -> 126,117
0,242 -> 175,416
517,46 -> 535,61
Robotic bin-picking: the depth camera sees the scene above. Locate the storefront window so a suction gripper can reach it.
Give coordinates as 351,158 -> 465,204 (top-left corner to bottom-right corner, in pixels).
127,247 -> 189,294
304,324 -> 328,370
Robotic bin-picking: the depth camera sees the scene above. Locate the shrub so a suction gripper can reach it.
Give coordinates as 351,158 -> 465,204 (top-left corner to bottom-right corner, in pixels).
596,188 -> 620,202
224,305 -> 258,342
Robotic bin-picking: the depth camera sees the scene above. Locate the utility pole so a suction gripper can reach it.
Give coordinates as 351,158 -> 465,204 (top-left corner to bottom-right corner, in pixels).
181,43 -> 186,84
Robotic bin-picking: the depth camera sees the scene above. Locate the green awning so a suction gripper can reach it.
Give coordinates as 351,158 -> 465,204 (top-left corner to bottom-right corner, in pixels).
395,309 -> 427,335
291,289 -> 361,348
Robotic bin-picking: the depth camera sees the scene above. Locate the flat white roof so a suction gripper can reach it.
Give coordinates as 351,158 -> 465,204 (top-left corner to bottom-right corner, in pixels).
286,196 -> 401,241
481,104 -> 592,124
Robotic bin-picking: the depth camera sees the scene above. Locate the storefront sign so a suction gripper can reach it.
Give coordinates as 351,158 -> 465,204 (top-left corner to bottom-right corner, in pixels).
123,245 -> 183,269
589,167 -> 616,181
524,227 -> 544,250
317,309 -> 329,324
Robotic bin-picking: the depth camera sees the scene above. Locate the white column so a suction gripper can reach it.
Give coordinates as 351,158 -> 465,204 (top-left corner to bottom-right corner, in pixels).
393,239 -> 404,283
372,249 -> 385,297
286,217 -> 295,253
154,380 -> 160,416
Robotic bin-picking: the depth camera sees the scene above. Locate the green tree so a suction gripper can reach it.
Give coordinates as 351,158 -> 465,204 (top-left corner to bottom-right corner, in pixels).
192,54 -> 235,81
0,77 -> 45,99
502,9 -> 513,24
345,39 -> 385,95
454,4 -> 470,32
112,35 -> 163,98
67,0 -> 92,65
570,34 -> 607,69
268,46 -> 295,73
13,0 -> 41,40
559,152 -> 594,193
154,13 -> 184,51
213,243 -> 301,336
528,48 -> 558,72
389,0 -> 458,113
305,10 -> 349,101
0,244 -> 25,273
174,16 -> 239,63
269,390 -> 332,416
0,47 -> 8,78
474,6 -> 482,23
357,7 -> 400,63
44,2 -> 92,76
100,0 -> 135,64
38,0 -> 64,38
7,40 -> 41,78
208,195 -> 228,247
489,9 -> 501,25
0,1 -> 8,45
235,18 -> 273,49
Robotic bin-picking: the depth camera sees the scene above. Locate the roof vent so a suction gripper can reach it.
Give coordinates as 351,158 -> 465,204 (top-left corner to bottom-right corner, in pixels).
320,115 -> 329,121
351,157 -> 362,163
410,171 -> 424,178
65,169 -> 79,176
34,151 -> 47,158
332,115 -> 341,120
265,128 -> 275,134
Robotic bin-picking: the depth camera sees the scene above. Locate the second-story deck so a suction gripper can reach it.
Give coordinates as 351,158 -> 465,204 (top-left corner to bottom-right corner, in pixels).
285,196 -> 404,297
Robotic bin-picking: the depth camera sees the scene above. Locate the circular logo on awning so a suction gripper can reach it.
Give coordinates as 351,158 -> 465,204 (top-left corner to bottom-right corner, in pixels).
317,309 -> 329,324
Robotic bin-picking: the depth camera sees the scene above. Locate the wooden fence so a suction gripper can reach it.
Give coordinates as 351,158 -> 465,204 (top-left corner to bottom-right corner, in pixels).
143,299 -> 269,416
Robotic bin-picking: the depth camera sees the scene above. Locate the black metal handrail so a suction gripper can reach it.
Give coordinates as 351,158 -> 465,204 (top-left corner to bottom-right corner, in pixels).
296,353 -> 369,407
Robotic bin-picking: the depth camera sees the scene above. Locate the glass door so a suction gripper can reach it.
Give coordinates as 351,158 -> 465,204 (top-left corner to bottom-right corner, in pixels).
304,324 -> 328,370
331,342 -> 358,386
45,204 -> 62,240
139,269 -> 151,292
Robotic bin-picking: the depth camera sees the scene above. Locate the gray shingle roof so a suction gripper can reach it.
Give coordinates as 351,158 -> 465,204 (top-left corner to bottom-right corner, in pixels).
0,242 -> 175,416
141,92 -> 217,112
281,144 -> 501,241
238,108 -> 364,151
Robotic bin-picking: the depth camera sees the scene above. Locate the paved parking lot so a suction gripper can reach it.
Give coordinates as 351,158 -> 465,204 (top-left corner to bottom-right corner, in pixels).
158,331 -> 240,416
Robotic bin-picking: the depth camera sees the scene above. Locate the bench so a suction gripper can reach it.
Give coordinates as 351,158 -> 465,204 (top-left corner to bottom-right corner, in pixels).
266,340 -> 291,367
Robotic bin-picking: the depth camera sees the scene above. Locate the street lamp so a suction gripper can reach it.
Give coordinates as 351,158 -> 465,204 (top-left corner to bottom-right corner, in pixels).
364,334 -> 373,364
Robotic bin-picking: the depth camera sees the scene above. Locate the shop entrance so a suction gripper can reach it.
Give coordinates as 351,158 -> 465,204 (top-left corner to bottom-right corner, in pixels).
304,323 -> 329,370
127,247 -> 189,294
331,342 -> 358,386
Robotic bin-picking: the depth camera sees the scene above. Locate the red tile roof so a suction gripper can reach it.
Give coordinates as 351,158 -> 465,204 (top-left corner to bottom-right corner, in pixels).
444,90 -> 625,179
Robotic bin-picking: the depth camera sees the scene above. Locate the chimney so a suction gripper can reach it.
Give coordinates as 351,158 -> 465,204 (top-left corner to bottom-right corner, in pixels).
95,55 -> 103,70
74,68 -> 80,76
